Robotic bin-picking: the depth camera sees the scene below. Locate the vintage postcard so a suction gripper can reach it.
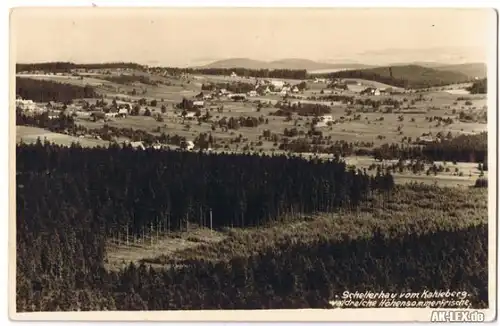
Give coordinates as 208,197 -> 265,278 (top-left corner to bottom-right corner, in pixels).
9,7 -> 497,322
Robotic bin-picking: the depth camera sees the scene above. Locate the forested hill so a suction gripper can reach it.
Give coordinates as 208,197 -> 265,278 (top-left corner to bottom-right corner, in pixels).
16,62 -> 476,87
321,65 -> 473,89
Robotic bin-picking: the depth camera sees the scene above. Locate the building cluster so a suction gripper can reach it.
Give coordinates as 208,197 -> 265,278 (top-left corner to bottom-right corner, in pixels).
205,76 -> 302,100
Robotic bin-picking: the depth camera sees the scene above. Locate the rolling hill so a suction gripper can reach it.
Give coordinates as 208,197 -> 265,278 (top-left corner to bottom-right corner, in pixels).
433,63 -> 487,79
198,58 -> 376,71
324,65 -> 473,89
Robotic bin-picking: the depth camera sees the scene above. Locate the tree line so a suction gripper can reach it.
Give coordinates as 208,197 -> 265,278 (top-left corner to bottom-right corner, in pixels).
16,77 -> 99,103
467,78 -> 487,94
17,107 -> 486,165
100,74 -> 159,86
273,101 -> 332,116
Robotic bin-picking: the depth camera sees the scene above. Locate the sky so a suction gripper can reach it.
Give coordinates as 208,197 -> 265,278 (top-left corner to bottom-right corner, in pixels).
11,7 -> 496,67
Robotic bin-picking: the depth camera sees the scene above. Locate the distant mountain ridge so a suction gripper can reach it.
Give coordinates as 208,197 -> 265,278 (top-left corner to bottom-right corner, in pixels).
195,58 -> 487,77
196,58 -> 376,71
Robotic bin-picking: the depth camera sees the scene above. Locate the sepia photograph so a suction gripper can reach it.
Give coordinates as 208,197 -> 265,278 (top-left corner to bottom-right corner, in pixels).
9,6 -> 497,322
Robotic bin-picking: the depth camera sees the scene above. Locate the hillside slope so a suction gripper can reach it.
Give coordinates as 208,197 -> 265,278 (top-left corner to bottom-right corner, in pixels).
200,58 -> 375,71
199,58 -> 269,70
325,65 -> 472,89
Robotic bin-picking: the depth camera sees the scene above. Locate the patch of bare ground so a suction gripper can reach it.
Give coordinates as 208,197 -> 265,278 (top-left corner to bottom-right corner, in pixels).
104,225 -> 226,271
105,186 -> 486,272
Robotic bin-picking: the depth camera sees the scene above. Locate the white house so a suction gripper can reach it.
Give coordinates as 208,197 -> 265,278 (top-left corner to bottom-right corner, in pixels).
292,86 -> 299,93
230,72 -> 238,78
117,102 -> 132,110
181,111 -> 197,120
315,115 -> 336,128
181,140 -> 195,151
228,93 -> 247,100
193,100 -> 205,108
247,90 -> 258,97
16,98 -> 34,106
105,112 -> 118,118
280,89 -> 288,96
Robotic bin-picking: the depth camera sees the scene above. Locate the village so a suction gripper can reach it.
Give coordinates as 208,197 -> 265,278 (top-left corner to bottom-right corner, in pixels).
15,64 -> 488,187
15,69 -> 415,151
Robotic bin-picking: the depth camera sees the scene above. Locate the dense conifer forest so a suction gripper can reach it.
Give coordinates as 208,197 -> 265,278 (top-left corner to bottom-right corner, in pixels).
16,78 -> 99,103
16,109 -> 488,165
17,141 -> 394,234
16,142 -> 488,311
320,65 -> 473,89
16,62 -> 144,73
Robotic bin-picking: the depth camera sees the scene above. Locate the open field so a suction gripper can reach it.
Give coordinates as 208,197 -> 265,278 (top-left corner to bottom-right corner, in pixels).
308,68 -> 349,74
73,89 -> 487,146
16,125 -> 110,147
105,226 -> 227,271
345,156 -> 487,187
17,74 -> 109,87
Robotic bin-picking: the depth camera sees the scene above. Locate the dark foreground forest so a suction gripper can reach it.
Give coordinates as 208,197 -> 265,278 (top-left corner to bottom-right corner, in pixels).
16,141 -> 488,311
